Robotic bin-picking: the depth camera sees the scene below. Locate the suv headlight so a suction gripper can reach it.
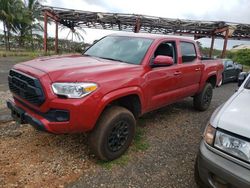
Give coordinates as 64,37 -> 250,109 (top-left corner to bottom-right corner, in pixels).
214,130 -> 250,163
52,82 -> 98,98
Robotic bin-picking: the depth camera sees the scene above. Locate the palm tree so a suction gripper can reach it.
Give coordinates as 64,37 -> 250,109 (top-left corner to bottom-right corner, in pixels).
0,0 -> 26,50
58,25 -> 86,51
18,0 -> 43,49
61,26 -> 86,42
0,0 -> 15,50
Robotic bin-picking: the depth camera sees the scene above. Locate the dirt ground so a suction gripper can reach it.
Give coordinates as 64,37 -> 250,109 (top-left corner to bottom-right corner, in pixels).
0,56 -> 238,188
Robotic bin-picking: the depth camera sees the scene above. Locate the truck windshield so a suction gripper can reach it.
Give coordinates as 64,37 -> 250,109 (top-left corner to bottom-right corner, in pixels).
84,36 -> 153,65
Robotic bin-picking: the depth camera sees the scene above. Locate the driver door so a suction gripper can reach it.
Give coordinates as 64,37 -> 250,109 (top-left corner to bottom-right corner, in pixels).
144,41 -> 183,111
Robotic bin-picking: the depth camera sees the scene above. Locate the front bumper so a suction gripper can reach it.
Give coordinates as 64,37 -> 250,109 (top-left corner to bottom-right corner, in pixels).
7,100 -> 47,132
7,99 -> 73,134
7,93 -> 101,134
196,140 -> 250,188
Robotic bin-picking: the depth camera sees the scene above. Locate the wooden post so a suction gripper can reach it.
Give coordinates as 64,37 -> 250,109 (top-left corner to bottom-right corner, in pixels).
44,11 -> 48,53
55,21 -> 58,54
134,18 -> 141,33
209,35 -> 215,58
221,29 -> 229,58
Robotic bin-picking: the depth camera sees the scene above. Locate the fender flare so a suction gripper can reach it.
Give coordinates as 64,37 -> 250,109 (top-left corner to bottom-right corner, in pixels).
93,86 -> 145,123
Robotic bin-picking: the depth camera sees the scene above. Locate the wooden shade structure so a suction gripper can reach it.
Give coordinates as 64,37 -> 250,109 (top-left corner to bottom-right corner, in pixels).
42,6 -> 250,57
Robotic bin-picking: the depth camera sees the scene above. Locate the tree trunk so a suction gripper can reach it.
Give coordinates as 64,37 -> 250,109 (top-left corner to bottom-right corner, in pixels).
30,29 -> 34,50
3,22 -> 8,51
6,23 -> 11,51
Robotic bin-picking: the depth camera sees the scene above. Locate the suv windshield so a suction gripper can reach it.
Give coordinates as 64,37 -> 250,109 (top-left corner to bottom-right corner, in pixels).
244,75 -> 250,89
84,36 -> 153,65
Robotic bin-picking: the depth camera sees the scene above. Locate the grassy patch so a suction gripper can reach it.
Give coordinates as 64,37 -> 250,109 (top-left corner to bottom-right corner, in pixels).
0,56 -> 34,64
0,50 -> 56,58
131,126 -> 150,152
98,154 -> 130,170
98,123 -> 150,169
243,65 -> 250,72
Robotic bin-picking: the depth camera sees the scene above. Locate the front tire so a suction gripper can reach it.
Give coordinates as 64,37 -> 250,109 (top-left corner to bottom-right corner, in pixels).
88,106 -> 136,161
193,83 -> 213,111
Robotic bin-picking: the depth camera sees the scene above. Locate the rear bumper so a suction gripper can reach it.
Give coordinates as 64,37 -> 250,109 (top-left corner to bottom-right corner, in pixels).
196,140 -> 250,188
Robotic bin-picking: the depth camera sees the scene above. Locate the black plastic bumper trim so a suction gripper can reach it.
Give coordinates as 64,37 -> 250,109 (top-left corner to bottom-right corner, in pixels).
7,100 -> 48,132
13,97 -> 70,122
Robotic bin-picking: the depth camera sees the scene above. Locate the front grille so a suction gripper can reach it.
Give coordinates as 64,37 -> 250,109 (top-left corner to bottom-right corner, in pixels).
8,70 -> 45,106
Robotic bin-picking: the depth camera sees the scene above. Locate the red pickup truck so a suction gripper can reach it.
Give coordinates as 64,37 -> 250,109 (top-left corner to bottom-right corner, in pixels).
7,33 -> 223,161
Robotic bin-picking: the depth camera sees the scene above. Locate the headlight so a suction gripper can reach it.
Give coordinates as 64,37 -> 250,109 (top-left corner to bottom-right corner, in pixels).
52,82 -> 98,98
214,130 -> 250,163
204,124 -> 216,146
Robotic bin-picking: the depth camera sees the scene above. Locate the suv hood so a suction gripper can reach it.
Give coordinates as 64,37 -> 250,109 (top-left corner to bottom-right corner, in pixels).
16,54 -> 141,82
211,89 -> 250,138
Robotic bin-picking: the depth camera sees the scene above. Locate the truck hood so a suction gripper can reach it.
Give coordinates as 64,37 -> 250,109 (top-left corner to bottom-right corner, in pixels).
211,89 -> 250,139
17,54 -> 142,82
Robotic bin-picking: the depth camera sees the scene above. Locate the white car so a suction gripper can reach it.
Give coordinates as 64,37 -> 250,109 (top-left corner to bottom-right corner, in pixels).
195,72 -> 250,188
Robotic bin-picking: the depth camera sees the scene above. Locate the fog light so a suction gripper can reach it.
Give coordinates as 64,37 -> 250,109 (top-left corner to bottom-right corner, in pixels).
55,110 -> 70,122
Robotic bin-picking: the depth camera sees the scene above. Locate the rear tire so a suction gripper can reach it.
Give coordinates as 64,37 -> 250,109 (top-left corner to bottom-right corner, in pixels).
193,83 -> 213,111
88,106 -> 136,161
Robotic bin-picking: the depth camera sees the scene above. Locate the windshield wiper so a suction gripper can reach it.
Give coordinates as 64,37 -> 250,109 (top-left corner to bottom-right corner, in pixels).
99,57 -> 130,64
82,54 -> 91,57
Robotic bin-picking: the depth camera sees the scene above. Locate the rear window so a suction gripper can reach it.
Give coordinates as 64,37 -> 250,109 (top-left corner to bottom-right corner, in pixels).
180,42 -> 197,63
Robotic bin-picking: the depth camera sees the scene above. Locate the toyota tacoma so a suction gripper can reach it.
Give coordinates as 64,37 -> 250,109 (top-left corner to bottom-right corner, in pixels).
7,33 -> 223,161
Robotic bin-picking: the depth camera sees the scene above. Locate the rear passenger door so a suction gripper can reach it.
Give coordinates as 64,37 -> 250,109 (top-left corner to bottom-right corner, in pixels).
177,41 -> 203,97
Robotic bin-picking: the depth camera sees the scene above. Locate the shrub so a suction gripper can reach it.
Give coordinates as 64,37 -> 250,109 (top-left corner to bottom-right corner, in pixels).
227,49 -> 250,66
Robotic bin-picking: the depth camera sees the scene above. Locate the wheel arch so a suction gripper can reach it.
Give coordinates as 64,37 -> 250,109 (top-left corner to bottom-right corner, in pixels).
96,87 -> 144,121
206,74 -> 217,88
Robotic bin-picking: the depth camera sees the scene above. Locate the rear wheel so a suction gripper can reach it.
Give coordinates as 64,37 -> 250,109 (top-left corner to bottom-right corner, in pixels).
88,106 -> 136,161
193,83 -> 213,111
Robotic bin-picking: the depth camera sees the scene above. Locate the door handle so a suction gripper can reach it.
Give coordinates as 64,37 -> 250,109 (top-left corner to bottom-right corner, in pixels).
174,71 -> 182,76
195,68 -> 201,71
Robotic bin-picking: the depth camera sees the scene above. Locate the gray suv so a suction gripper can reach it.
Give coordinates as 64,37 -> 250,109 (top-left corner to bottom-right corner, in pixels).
195,72 -> 250,188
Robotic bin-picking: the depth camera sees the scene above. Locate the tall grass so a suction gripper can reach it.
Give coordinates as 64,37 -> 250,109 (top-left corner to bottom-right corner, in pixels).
0,50 -> 57,58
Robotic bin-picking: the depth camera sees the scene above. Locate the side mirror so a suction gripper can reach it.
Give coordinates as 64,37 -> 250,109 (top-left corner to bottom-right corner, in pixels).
238,72 -> 249,87
153,55 -> 174,67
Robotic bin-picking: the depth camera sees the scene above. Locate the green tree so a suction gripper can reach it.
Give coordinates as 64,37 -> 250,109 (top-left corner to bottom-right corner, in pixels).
18,0 -> 43,49
0,0 -> 26,50
61,26 -> 86,42
227,49 -> 250,66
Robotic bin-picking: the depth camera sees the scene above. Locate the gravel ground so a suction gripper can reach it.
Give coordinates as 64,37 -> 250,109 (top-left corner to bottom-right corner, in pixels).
0,75 -> 237,188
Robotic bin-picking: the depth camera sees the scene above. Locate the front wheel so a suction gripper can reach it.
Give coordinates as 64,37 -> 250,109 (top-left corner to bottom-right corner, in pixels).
88,106 -> 136,161
193,83 -> 213,111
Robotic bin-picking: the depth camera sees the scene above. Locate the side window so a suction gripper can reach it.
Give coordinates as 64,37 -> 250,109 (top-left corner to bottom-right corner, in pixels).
154,41 -> 177,64
180,42 -> 197,63
227,60 -> 233,67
